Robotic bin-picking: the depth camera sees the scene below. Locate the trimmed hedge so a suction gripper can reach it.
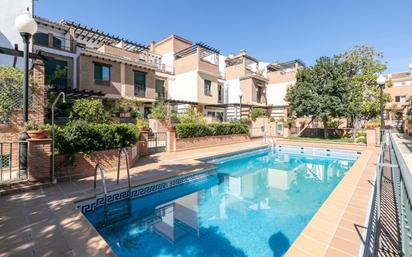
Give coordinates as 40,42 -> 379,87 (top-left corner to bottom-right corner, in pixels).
175,122 -> 249,138
55,121 -> 139,156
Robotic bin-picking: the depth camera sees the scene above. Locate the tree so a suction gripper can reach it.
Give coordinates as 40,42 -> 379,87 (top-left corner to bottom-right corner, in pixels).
178,106 -> 205,124
336,45 -> 391,136
286,56 -> 351,138
70,98 -> 108,123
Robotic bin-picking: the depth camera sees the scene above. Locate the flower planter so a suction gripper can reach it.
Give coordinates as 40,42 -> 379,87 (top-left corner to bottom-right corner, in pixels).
27,130 -> 48,139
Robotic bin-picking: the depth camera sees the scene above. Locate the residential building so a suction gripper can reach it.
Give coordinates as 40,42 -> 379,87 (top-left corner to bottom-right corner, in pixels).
224,50 -> 269,120
384,64 -> 412,124
266,60 -> 305,120
151,35 -> 224,120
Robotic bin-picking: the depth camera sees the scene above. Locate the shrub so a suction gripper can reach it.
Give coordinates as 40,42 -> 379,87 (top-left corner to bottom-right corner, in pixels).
136,119 -> 149,131
250,108 -> 266,121
55,121 -> 139,156
149,101 -> 167,121
175,122 -> 249,138
179,106 -> 205,124
70,98 -> 108,123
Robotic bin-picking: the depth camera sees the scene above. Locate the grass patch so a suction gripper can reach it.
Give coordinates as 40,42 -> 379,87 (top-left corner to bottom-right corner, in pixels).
285,135 -> 355,143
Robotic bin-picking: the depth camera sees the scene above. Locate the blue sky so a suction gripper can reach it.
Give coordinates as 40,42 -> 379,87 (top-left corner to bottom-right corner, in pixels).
35,0 -> 412,73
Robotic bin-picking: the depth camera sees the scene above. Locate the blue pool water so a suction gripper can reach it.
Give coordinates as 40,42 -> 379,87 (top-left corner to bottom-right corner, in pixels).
85,147 -> 358,257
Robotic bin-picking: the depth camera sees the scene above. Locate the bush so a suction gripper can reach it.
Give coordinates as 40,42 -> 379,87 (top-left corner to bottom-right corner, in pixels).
70,98 -> 108,123
149,101 -> 167,121
55,120 -> 139,156
250,108 -> 266,121
179,106 -> 205,124
175,122 -> 249,138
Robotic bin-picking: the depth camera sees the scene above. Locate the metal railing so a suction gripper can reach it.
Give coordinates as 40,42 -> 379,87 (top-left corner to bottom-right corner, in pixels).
363,132 -> 412,257
0,141 -> 28,183
363,138 -> 385,257
390,134 -> 412,256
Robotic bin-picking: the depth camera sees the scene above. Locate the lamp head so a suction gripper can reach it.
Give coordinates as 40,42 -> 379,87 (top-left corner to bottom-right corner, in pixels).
376,75 -> 386,86
239,90 -> 243,97
15,9 -> 37,35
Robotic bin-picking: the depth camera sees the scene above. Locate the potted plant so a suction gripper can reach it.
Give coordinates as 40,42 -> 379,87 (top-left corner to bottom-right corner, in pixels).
136,119 -> 150,132
24,121 -> 49,139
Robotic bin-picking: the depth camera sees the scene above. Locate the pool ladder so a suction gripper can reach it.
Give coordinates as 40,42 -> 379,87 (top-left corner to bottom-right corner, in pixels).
263,130 -> 277,152
93,147 -> 132,227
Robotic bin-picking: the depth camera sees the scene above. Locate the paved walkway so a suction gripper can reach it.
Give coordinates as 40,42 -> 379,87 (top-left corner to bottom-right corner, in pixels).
391,133 -> 412,173
0,139 -> 370,257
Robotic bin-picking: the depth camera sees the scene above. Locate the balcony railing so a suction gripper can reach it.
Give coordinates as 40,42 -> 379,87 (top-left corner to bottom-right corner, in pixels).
33,35 -> 76,52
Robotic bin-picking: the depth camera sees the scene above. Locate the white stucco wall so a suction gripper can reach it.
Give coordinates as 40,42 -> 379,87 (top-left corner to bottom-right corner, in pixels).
0,0 -> 33,67
224,79 -> 241,104
267,81 -> 294,106
168,71 -> 198,102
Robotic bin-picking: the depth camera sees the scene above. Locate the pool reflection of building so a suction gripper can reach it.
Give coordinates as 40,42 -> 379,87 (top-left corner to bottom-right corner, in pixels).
146,154 -> 350,245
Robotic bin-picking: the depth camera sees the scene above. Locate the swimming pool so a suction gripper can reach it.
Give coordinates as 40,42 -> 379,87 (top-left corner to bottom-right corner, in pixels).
80,146 -> 359,257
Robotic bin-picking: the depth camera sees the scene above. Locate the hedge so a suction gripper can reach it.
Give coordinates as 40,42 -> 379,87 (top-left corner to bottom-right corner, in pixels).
55,121 -> 139,156
175,122 -> 249,138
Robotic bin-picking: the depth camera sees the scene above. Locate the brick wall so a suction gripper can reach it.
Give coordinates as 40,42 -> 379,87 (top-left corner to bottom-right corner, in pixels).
54,144 -> 140,180
28,139 -> 51,181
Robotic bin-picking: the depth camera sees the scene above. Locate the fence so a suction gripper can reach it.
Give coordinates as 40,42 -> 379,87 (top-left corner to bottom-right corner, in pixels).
390,134 -> 412,256
363,132 -> 412,256
0,141 -> 27,183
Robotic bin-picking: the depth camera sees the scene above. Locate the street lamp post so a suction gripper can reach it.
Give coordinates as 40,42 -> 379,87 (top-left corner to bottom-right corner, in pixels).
238,90 -> 243,121
377,75 -> 387,143
15,9 -> 37,176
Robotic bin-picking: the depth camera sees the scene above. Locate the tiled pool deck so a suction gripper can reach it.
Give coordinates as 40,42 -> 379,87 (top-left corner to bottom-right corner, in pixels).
0,139 -> 379,257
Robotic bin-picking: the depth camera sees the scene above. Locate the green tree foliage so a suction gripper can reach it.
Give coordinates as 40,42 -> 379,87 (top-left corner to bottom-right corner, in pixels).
250,107 -> 266,121
178,106 -> 205,124
149,101 -> 167,121
286,56 -> 351,138
337,46 -> 391,132
118,98 -> 141,118
0,67 -> 35,123
70,98 -> 108,123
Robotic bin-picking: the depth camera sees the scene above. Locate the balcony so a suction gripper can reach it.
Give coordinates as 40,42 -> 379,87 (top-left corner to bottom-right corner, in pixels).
174,43 -> 220,75
32,33 -> 76,53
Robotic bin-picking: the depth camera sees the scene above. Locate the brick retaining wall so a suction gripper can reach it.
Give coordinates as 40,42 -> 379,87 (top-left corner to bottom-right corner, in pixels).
175,134 -> 250,151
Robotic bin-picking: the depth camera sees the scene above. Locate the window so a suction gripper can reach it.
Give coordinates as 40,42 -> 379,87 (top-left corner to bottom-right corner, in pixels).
395,95 -> 406,103
155,79 -> 165,99
134,71 -> 146,97
218,85 -> 223,103
204,80 -> 212,95
52,37 -> 62,49
256,85 -> 263,103
33,33 -> 49,46
94,62 -> 111,85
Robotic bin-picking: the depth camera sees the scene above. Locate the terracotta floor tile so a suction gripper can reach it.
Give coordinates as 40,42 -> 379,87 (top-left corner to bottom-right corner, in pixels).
330,236 -> 361,256
324,246 -> 354,257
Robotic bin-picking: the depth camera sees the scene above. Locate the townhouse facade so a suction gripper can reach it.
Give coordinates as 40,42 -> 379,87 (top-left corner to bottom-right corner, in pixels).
0,1 -> 303,123
266,60 -> 305,120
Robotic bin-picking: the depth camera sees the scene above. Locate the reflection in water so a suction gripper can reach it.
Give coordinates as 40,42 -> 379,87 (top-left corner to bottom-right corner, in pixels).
88,150 -> 355,257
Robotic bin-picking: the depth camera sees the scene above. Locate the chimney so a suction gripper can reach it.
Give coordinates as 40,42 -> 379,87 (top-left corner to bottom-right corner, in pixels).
239,49 -> 247,56
228,53 -> 235,59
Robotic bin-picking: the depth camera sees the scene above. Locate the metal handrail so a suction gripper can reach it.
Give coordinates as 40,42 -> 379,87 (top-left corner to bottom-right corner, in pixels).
390,133 -> 412,257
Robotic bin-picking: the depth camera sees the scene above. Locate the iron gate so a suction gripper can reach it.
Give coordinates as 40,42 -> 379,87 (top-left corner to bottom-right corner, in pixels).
147,132 -> 167,154
0,141 -> 27,183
